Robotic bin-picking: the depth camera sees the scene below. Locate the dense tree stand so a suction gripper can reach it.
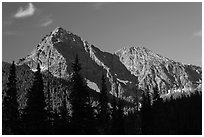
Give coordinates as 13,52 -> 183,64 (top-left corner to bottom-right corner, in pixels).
69,55 -> 96,134
3,61 -> 20,134
22,63 -> 47,134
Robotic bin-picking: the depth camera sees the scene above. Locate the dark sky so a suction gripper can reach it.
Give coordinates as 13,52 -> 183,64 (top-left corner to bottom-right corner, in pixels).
2,2 -> 202,66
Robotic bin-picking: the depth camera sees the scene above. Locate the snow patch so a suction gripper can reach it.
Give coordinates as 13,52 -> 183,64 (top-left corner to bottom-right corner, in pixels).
161,87 -> 193,98
86,79 -> 100,93
116,78 -> 130,85
31,65 -> 47,72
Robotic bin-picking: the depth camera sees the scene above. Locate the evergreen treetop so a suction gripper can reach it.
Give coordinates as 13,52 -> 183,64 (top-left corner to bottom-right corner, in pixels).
23,63 -> 47,134
3,61 -> 19,134
70,55 -> 95,134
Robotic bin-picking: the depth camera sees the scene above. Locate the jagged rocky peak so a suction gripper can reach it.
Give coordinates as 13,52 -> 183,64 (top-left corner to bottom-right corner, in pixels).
49,27 -> 86,48
17,27 -> 140,102
116,46 -> 152,55
17,27 -> 201,99
120,46 -> 151,52
116,46 -> 171,63
115,46 -> 175,77
52,26 -> 67,34
50,27 -> 72,42
115,46 -> 201,94
17,26 -> 96,78
17,27 -> 73,77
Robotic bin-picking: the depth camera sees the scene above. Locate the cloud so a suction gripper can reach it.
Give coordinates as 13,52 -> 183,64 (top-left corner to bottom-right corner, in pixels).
41,19 -> 53,27
40,15 -> 54,27
193,30 -> 202,37
92,2 -> 111,10
14,3 -> 36,18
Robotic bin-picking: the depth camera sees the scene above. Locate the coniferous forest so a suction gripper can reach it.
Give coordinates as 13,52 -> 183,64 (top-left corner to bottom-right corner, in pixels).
2,56 -> 202,135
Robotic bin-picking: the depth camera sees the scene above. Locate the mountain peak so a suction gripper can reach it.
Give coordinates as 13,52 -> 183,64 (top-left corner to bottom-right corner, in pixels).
129,46 -> 151,52
115,46 -> 173,63
116,46 -> 151,53
115,46 -> 155,58
52,27 -> 67,34
51,27 -> 71,39
48,26 -> 83,46
17,27 -> 201,98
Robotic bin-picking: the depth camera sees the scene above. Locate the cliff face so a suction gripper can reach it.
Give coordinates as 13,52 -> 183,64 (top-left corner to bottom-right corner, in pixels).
17,27 -> 138,102
115,47 -> 202,94
17,27 -> 201,100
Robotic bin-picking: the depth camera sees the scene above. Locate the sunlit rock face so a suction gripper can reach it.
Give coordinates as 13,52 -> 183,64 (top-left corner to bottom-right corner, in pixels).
115,46 -> 202,95
18,27 -> 201,100
17,27 -> 138,102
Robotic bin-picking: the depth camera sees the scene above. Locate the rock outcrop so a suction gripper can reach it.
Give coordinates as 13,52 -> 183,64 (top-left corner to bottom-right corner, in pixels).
17,27 -> 202,100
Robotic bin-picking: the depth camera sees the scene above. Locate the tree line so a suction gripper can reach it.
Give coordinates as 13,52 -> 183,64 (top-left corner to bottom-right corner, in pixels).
141,87 -> 202,135
2,55 -> 202,135
3,55 -> 126,135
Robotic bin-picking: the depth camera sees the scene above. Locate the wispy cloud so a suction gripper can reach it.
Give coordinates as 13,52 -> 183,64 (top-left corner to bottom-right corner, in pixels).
92,2 -> 111,10
40,15 -> 54,27
41,19 -> 53,27
14,3 -> 36,18
193,30 -> 202,37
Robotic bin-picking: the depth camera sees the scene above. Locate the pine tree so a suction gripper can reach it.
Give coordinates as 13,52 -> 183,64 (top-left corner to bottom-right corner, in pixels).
133,88 -> 140,112
53,109 -> 60,134
153,87 -> 159,102
23,63 -> 47,134
140,88 -> 152,134
3,61 -> 19,134
116,99 -> 125,134
110,95 -> 118,134
56,61 -> 70,134
152,86 -> 163,108
98,73 -> 110,134
151,87 -> 164,134
70,55 -> 95,134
